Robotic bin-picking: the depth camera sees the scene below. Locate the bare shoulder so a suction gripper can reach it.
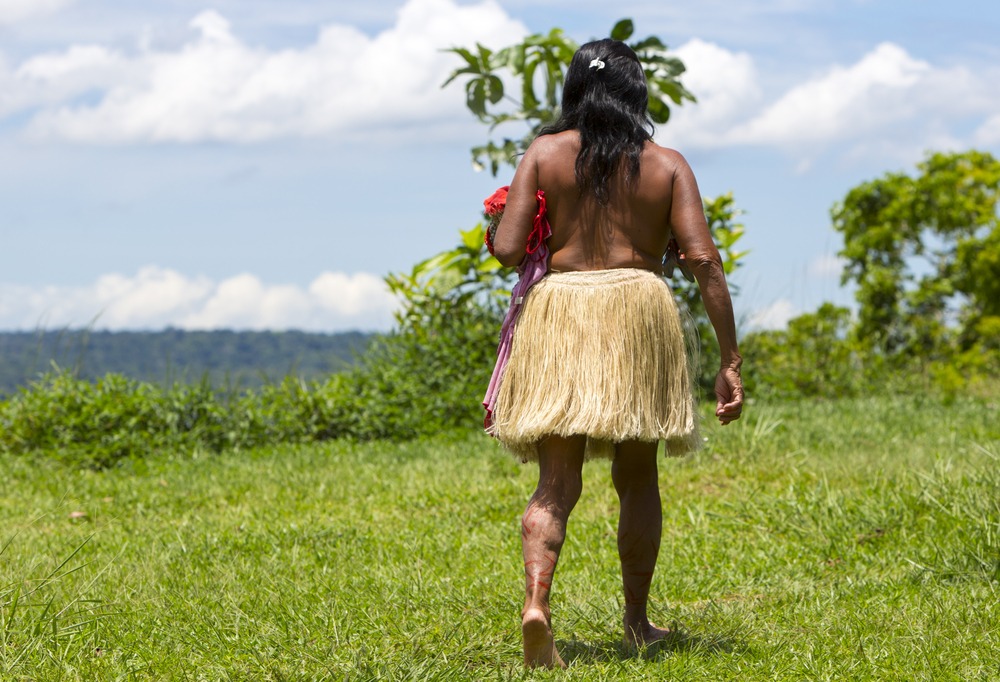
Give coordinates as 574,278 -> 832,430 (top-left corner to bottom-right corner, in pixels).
525,131 -> 579,158
642,141 -> 692,175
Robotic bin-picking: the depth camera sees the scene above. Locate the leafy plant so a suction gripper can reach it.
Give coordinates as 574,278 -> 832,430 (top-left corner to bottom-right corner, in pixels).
444,18 -> 695,174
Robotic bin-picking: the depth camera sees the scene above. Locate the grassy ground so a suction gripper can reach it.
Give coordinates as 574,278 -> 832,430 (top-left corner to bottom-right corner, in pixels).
1,396 -> 998,680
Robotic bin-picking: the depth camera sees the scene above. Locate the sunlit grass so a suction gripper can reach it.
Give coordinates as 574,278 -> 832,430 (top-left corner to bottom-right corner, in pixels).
1,396 -> 998,680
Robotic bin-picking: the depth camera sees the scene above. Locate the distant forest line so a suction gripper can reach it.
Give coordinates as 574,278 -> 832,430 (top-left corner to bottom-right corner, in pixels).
0,329 -> 374,396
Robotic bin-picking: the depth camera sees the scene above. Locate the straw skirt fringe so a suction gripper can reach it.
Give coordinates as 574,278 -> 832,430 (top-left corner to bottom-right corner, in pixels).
488,268 -> 699,462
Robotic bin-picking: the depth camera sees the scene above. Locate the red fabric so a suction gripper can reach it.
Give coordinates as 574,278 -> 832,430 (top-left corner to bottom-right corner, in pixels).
525,191 -> 547,254
483,186 -> 549,258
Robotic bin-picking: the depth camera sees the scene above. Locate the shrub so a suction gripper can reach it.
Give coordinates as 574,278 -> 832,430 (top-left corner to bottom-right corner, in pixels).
0,301 -> 500,467
742,303 -> 861,399
0,373 -> 226,467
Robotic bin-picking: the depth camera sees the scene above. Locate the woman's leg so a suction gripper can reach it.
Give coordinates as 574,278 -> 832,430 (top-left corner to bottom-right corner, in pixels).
612,440 -> 671,647
521,434 -> 586,668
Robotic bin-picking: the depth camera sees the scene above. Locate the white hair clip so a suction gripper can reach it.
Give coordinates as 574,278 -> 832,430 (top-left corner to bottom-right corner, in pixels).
589,58 -> 605,70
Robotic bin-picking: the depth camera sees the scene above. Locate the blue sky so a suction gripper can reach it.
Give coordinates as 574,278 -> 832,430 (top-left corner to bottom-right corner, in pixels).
1,0 -> 998,332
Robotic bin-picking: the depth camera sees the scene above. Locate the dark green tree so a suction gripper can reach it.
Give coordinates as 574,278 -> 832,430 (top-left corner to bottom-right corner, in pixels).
743,149 -> 1000,400
832,150 -> 1000,359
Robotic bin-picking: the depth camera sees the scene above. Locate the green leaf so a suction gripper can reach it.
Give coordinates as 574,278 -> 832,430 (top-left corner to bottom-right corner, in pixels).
444,46 -> 477,69
495,45 -> 521,73
477,255 -> 503,273
543,52 -> 561,108
647,95 -> 670,124
521,58 -> 539,111
610,19 -> 634,41
446,21 -> 696,172
466,79 -> 487,118
653,79 -> 696,106
440,47 -> 483,87
630,36 -> 666,52
486,75 -> 504,104
659,56 -> 688,76
475,43 -> 493,66
460,227 -> 483,250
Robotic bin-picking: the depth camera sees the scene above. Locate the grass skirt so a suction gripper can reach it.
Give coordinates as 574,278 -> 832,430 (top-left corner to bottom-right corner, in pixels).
488,268 -> 699,462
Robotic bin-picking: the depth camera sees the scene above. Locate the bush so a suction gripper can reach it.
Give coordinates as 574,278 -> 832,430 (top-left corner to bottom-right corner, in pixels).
742,303 -> 861,399
0,373 -> 228,467
0,299 -> 501,467
327,299 -> 500,440
742,303 -> 1000,401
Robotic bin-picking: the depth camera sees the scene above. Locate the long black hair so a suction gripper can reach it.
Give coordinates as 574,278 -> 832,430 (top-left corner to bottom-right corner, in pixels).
539,39 -> 653,204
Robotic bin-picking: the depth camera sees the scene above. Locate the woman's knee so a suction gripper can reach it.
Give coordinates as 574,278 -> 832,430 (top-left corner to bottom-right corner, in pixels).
612,440 -> 658,492
536,434 -> 586,504
536,468 -> 583,509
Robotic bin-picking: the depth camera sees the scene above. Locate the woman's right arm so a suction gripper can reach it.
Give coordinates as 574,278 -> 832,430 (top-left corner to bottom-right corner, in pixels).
668,152 -> 744,425
493,141 -> 545,267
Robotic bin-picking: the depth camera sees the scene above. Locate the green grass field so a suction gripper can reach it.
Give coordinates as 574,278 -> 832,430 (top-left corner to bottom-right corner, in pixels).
2,397 -> 998,680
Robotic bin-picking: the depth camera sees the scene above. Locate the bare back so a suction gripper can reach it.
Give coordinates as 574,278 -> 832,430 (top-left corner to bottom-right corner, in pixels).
492,130 -> 714,273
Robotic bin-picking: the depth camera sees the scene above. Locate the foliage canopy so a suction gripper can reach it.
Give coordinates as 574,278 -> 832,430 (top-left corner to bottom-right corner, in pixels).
833,149 -> 1000,357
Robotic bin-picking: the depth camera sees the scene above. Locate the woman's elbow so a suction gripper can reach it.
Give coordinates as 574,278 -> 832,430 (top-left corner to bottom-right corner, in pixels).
687,252 -> 724,279
494,244 -> 524,267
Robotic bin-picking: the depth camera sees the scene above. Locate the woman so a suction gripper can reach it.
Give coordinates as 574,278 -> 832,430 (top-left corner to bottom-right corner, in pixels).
487,38 -> 743,668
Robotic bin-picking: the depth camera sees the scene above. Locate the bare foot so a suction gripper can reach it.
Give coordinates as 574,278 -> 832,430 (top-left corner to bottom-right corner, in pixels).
522,608 -> 566,669
623,621 -> 673,650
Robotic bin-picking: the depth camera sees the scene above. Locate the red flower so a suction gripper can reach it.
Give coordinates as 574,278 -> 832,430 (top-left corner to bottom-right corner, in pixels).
483,186 -> 509,216
483,185 -> 509,255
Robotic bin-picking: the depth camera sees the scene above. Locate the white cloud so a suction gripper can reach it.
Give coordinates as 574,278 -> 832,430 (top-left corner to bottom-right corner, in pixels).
0,267 -> 397,331
659,40 -> 1000,165
658,38 -> 761,148
5,0 -> 527,143
729,43 -> 930,146
309,272 -> 394,317
4,2 -> 998,163
809,254 -> 845,278
1,44 -> 132,120
0,0 -> 71,24
975,114 -> 1000,146
748,298 -> 797,330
